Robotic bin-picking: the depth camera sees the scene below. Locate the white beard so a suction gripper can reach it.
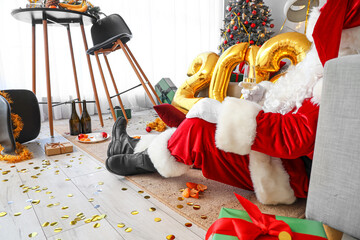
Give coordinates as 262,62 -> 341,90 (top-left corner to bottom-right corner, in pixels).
262,45 -> 323,114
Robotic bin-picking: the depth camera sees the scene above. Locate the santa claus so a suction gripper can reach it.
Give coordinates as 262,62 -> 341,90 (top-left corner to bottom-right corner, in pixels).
105,0 -> 360,205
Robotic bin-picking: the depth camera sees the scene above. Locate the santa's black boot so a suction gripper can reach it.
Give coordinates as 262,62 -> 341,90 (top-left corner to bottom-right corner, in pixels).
107,117 -> 140,157
105,149 -> 157,176
0,96 -> 16,154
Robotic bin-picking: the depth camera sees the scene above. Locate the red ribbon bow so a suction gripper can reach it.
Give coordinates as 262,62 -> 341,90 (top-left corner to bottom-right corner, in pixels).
206,193 -> 327,240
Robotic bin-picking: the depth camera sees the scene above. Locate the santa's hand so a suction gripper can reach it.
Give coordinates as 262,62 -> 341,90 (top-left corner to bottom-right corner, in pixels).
240,83 -> 265,103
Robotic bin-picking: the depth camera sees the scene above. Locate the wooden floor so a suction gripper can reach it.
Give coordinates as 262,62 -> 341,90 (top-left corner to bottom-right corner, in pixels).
0,124 -> 206,240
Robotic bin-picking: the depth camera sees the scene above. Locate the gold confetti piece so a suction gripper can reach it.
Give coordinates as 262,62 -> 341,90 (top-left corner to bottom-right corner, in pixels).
154,217 -> 161,222
35,190 -> 41,193
187,202 -> 194,206
23,190 -> 29,193
42,222 -> 50,227
201,215 -> 208,220
36,173 -> 41,176
2,179 -> 8,182
149,207 -> 156,212
47,204 -> 54,208
79,162 -> 83,164
138,190 -> 144,194
0,212 -> 7,217
121,188 -> 127,191
84,218 -> 92,223
177,205 -> 184,209
54,202 -> 60,206
144,195 -> 150,199
88,198 -> 94,202
23,186 -> 29,190
166,235 -> 176,240
34,167 -> 40,170
28,162 -> 34,165
98,182 -> 104,185
24,205 -> 32,210
179,188 -> 185,192
99,214 -> 107,219
46,191 -> 52,194
19,184 -> 24,187
61,215 -> 69,219
66,154 -> 71,156
50,222 -> 58,226
49,196 -> 55,199
10,165 -> 15,168
93,223 -> 100,228
75,217 -> 82,221
54,160 -> 59,162
31,176 -> 38,179
67,194 -> 73,197
42,187 -> 48,190
54,228 -> 62,233
193,205 -> 201,210
14,212 -> 22,216
96,167 -> 102,169
70,160 -> 74,162
65,178 -> 70,181
28,232 -> 38,238
91,216 -> 101,222
77,212 -> 84,217
178,197 -> 184,201
70,220 -> 77,225
117,223 -> 125,228
125,227 -> 132,233
131,211 -> 139,215
185,223 -> 192,227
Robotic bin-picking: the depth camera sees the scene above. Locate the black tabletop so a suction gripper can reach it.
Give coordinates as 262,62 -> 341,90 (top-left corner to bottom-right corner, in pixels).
11,8 -> 97,25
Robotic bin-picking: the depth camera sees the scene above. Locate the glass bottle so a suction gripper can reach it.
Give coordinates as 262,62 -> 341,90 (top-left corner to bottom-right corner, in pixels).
69,101 -> 81,135
80,100 -> 92,133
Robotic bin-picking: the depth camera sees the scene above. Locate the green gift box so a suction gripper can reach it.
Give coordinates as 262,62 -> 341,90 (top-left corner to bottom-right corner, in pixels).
114,107 -> 131,119
211,207 -> 327,240
230,72 -> 243,82
155,78 -> 177,104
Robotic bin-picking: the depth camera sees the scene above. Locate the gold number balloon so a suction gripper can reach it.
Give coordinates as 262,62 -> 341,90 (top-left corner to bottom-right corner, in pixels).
255,32 -> 311,75
171,52 -> 219,112
209,42 -> 249,102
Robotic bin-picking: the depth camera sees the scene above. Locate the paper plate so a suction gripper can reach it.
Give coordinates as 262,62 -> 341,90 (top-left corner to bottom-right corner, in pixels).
77,132 -> 110,144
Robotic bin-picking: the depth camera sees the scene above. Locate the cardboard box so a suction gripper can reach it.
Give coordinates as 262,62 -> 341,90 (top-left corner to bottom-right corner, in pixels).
45,142 -> 73,156
155,78 -> 177,104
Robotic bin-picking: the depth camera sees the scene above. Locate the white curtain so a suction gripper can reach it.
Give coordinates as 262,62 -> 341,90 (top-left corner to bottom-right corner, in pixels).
0,0 -> 223,120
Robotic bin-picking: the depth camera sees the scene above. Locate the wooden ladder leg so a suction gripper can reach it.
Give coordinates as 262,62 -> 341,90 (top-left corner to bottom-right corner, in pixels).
42,17 -> 54,137
123,43 -> 162,104
32,22 -> 36,95
94,52 -> 117,121
103,54 -> 128,122
79,21 -> 104,127
67,24 -> 82,114
116,39 -> 157,106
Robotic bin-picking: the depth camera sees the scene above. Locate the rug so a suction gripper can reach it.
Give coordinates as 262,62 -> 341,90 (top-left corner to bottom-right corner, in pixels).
54,109 -> 306,230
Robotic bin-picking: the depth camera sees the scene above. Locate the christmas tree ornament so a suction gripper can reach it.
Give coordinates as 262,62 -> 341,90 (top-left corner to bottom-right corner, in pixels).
244,20 -> 249,25
251,23 -> 256,28
233,26 -> 238,30
262,22 -> 266,26
250,40 -> 254,44
224,40 -> 228,44
230,34 -> 234,39
230,20 -> 235,25
252,10 -> 257,15
227,28 -> 231,33
270,24 -> 274,28
237,12 -> 241,16
228,6 -> 232,11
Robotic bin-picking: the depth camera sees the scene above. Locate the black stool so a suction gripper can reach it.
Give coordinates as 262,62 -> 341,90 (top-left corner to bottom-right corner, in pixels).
87,14 -> 161,121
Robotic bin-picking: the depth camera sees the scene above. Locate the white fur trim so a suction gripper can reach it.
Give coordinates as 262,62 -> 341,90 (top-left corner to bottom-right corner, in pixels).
147,128 -> 190,178
249,151 -> 296,205
134,135 -> 158,153
215,97 -> 262,155
311,77 -> 323,105
306,7 -> 321,42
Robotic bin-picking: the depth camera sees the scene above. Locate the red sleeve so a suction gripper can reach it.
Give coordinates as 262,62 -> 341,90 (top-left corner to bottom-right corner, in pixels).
251,99 -> 319,159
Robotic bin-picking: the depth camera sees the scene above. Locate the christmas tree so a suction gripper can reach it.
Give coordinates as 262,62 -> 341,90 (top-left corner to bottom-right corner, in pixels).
219,0 -> 274,54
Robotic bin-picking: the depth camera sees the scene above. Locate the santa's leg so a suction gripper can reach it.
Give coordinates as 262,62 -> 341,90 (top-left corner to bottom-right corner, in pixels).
107,117 -> 140,157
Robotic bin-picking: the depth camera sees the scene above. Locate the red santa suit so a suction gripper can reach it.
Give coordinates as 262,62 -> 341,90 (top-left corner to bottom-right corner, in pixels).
133,2 -> 360,205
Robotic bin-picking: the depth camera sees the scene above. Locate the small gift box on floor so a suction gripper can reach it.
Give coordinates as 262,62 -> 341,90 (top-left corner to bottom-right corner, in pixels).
45,142 -> 73,156
207,193 -> 327,240
155,78 -> 177,104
